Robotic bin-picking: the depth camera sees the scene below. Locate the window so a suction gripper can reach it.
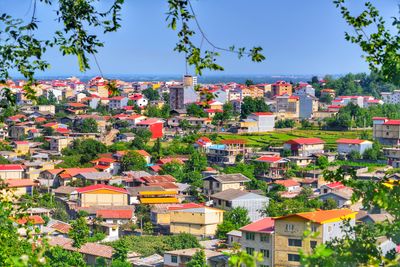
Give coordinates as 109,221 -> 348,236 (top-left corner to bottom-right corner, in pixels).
260,234 -> 270,243
285,224 -> 294,232
328,226 -> 332,232
171,255 -> 178,263
246,247 -> 254,255
260,249 -> 270,258
226,201 -> 232,208
311,224 -> 317,232
288,239 -> 302,247
288,254 -> 301,262
260,265 -> 269,267
310,241 -> 317,249
245,232 -> 255,240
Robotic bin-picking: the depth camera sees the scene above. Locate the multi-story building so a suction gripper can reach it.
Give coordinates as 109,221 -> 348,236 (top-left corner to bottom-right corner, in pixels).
283,138 -> 325,156
49,136 -> 73,152
169,206 -> 224,238
0,164 -> 25,179
169,84 -> 198,110
381,90 -> 400,104
273,209 -> 357,267
135,118 -> 164,139
298,94 -> 318,119
373,117 -> 400,145
203,173 -> 250,195
241,86 -> 264,99
293,84 -> 315,97
76,184 -> 129,207
206,139 -> 247,165
320,89 -> 336,99
254,156 -> 289,180
239,112 -> 275,133
211,188 -> 269,221
239,217 -> 275,267
275,95 -> 299,119
108,96 -> 128,110
272,81 -> 292,96
383,147 -> 400,167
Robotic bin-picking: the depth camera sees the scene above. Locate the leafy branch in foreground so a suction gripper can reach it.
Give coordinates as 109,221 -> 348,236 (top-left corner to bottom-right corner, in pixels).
334,0 -> 400,85
166,0 -> 265,75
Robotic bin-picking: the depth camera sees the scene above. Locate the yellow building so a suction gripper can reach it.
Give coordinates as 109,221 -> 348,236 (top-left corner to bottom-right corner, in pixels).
13,141 -> 30,156
139,191 -> 179,205
273,209 -> 357,267
76,184 -> 129,207
169,206 -> 224,238
241,86 -> 264,99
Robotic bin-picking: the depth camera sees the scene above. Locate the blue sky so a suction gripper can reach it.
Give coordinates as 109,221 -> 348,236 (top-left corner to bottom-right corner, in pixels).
2,0 -> 398,76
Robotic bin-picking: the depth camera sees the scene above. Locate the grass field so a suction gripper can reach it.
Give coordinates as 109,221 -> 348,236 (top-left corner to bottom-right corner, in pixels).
214,129 -> 373,149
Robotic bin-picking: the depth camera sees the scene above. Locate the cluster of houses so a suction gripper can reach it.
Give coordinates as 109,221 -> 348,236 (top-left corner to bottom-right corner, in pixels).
0,75 -> 399,266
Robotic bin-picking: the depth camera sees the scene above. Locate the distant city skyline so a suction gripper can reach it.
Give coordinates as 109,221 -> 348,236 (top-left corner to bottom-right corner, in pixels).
4,0 -> 398,77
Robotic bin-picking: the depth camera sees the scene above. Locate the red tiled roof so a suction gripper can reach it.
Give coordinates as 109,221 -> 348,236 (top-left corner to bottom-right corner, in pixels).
324,181 -> 346,190
16,215 -> 45,225
48,237 -> 113,258
168,203 -> 204,211
135,150 -> 151,157
42,122 -> 58,128
0,164 -> 24,171
274,179 -> 300,187
50,222 -> 71,234
286,138 -> 325,145
255,156 -> 283,163
76,184 -> 127,194
204,109 -> 223,113
275,209 -> 356,224
136,118 -> 162,125
220,139 -> 246,145
94,164 -> 111,170
141,175 -> 176,184
252,112 -> 273,116
384,120 -> 400,125
240,217 -> 274,233
149,165 -> 162,172
92,157 -> 116,163
336,138 -> 368,145
14,141 -> 29,145
67,102 -> 87,108
5,179 -> 37,188
55,128 -> 70,134
96,210 -> 133,219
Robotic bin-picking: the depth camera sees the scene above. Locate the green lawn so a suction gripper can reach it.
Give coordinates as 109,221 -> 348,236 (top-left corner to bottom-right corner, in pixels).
214,129 -> 372,149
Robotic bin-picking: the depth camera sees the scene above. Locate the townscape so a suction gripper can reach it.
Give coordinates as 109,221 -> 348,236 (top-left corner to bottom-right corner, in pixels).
1,73 -> 400,266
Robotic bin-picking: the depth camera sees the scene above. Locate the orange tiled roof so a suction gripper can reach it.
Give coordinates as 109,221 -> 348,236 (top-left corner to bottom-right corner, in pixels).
275,209 -> 356,224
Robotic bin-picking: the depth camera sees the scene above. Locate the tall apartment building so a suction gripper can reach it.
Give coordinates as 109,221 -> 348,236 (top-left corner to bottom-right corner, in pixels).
298,94 -> 319,119
273,209 -> 357,267
275,95 -> 299,119
169,75 -> 198,110
272,81 -> 292,96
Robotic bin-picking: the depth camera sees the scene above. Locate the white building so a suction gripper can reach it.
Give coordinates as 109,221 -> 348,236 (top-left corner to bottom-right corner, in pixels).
336,138 -> 373,156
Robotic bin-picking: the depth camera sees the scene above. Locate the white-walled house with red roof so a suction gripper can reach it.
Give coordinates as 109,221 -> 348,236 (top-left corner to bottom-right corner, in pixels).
0,164 -> 25,179
283,138 -> 325,157
336,138 -> 373,156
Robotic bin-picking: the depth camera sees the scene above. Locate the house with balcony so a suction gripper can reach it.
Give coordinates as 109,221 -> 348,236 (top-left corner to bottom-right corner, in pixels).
206,139 -> 246,165
254,156 -> 289,181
